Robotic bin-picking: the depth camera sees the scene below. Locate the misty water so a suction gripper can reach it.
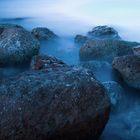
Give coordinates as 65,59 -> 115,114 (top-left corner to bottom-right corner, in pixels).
0,0 -> 140,140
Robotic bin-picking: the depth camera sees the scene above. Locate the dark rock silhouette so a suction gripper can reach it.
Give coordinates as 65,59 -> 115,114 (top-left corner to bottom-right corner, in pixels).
0,62 -> 110,140
79,39 -> 138,62
112,55 -> 140,89
31,27 -> 58,41
0,24 -> 40,67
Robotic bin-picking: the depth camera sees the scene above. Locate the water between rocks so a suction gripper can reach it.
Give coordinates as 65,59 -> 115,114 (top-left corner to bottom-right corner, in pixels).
0,18 -> 140,140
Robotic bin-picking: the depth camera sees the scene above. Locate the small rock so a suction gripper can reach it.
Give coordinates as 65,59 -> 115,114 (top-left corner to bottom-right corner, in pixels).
87,26 -> 121,40
31,27 -> 58,41
30,55 -> 68,70
74,35 -> 89,45
132,45 -> 140,55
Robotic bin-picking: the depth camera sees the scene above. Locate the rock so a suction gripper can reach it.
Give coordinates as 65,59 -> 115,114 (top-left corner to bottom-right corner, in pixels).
132,45 -> 140,55
79,60 -> 113,81
74,26 -> 121,46
0,24 -> 40,67
30,55 -> 68,70
112,55 -> 140,89
31,27 -> 58,41
0,66 -> 110,140
74,35 -> 89,45
87,26 -> 121,40
80,39 -> 139,62
0,23 -> 23,30
80,60 -> 111,72
103,81 -> 123,111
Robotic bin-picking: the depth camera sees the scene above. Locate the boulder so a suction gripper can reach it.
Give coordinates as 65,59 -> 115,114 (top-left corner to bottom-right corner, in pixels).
31,27 -> 58,41
112,55 -> 140,89
103,81 -> 123,111
30,55 -> 68,70
74,35 -> 89,45
74,26 -> 121,46
0,65 -> 110,140
0,24 -> 40,67
80,39 -> 139,62
87,26 -> 121,40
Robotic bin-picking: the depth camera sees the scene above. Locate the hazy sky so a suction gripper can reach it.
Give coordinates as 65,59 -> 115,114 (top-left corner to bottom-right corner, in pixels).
0,0 -> 139,19
0,0 -> 140,40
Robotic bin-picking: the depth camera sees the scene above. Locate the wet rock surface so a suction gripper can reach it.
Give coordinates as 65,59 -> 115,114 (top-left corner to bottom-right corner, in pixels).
0,24 -> 40,67
79,39 -> 139,62
0,64 -> 110,140
31,27 -> 58,41
112,55 -> 140,89
30,55 -> 68,70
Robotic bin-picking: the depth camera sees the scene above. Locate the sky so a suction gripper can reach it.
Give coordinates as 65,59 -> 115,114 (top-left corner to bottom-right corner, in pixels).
0,0 -> 140,40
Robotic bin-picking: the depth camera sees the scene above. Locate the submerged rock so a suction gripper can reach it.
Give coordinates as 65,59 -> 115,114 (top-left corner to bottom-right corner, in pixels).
80,60 -> 111,71
79,60 -> 113,81
0,24 -> 40,67
87,26 -> 121,40
112,55 -> 140,89
0,65 -> 110,140
30,55 -> 68,70
31,27 -> 58,41
103,81 -> 124,111
80,39 -> 139,62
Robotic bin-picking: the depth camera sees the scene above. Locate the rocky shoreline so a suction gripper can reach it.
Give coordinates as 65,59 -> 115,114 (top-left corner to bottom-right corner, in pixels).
0,24 -> 140,140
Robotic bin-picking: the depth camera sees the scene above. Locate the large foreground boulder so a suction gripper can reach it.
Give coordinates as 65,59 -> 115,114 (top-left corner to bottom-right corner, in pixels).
112,55 -> 140,89
80,39 -> 139,62
31,27 -> 58,41
0,24 -> 40,67
0,61 -> 110,140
